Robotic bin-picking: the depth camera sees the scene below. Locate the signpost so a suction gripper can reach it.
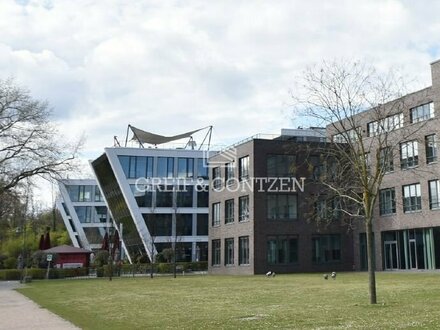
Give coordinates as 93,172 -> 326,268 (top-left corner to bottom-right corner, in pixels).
46,254 -> 52,279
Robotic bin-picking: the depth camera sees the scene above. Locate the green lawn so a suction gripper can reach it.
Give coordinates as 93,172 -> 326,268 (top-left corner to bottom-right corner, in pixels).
17,272 -> 440,329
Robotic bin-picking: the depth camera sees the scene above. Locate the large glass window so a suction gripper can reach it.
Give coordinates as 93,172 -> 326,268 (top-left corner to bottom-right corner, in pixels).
367,113 -> 404,137
225,238 -> 234,266
211,239 -> 221,266
225,163 -> 235,185
157,157 -> 174,178
197,214 -> 208,235
197,159 -> 209,179
333,128 -> 359,143
410,102 -> 434,123
212,202 -> 220,226
176,186 -> 193,207
308,155 -> 323,180
176,214 -> 192,236
239,236 -> 250,265
225,199 -> 234,224
379,188 -> 396,215
119,156 -> 153,178
312,235 -> 341,263
379,147 -> 394,173
267,155 -> 296,177
267,194 -> 297,220
400,140 -> 418,169
429,180 -> 440,210
131,185 -> 153,207
74,206 -> 93,223
425,134 -> 438,164
239,156 -> 249,181
177,158 -> 194,178
239,196 -> 249,222
267,236 -> 298,264
156,185 -> 174,207
212,167 -> 222,190
403,183 -> 422,212
196,186 -> 208,207
143,214 -> 172,236
95,206 -> 108,223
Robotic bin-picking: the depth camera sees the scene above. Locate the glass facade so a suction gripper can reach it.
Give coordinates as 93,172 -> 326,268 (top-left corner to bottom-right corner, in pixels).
312,235 -> 341,263
157,157 -> 174,178
267,236 -> 298,264
267,154 -> 296,177
267,194 -> 297,220
119,156 -> 154,178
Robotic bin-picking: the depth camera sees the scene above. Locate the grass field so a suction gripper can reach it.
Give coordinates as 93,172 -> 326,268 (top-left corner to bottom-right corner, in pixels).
16,272 -> 440,329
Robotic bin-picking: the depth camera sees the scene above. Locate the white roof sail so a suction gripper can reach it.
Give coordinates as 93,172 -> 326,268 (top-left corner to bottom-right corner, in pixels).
129,125 -> 207,145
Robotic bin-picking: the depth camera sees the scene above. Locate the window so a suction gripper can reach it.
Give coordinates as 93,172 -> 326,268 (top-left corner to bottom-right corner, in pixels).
157,157 -> 174,178
197,214 -> 208,236
144,214 -> 172,236
156,185 -> 174,207
211,239 -> 221,266
410,102 -> 434,123
312,235 -> 341,263
67,185 -> 93,202
403,183 -> 421,212
400,140 -> 418,169
225,199 -> 234,224
379,188 -> 396,215
176,214 -> 192,236
379,147 -> 394,173
212,167 -> 222,190
177,158 -> 194,178
367,113 -> 404,137
94,187 -> 104,202
176,186 -> 193,207
309,155 -> 323,180
212,202 -> 220,226
196,186 -> 208,207
239,236 -> 250,265
197,159 -> 209,179
425,134 -> 438,164
131,185 -> 153,207
267,154 -> 296,177
224,238 -> 234,266
74,206 -> 92,223
333,128 -> 359,143
119,156 -> 153,178
239,156 -> 249,181
225,163 -> 235,185
429,180 -> 440,210
239,196 -> 249,222
267,194 -> 297,220
267,236 -> 298,264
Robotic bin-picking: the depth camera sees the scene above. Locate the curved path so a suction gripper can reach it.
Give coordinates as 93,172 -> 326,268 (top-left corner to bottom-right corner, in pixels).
0,281 -> 80,330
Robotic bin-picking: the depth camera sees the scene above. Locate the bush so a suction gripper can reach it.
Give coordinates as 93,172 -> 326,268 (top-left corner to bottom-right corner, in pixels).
94,250 -> 109,267
4,256 -> 17,269
0,269 -> 21,280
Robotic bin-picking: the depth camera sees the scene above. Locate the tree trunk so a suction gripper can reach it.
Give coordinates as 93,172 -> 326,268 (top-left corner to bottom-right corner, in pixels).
366,218 -> 377,304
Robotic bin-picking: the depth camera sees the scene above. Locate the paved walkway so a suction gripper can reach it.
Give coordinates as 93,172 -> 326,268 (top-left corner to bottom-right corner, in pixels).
0,281 -> 80,330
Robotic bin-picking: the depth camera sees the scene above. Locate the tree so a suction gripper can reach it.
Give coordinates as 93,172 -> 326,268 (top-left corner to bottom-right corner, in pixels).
293,60 -> 424,304
0,78 -> 81,195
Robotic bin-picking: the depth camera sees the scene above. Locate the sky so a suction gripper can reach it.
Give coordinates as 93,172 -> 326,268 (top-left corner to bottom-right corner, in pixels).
1,0 -> 440,204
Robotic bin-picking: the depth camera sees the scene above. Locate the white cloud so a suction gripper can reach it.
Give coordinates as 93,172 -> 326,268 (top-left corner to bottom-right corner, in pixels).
1,0 -> 440,205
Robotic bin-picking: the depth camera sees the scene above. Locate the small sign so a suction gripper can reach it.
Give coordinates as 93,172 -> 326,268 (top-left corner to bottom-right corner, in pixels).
46,254 -> 53,262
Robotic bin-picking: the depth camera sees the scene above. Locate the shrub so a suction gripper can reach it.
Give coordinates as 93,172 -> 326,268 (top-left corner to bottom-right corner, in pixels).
4,256 -> 17,269
94,250 -> 109,267
0,269 -> 21,281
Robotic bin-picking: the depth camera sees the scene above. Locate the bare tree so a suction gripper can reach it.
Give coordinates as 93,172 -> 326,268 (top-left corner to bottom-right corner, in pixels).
292,60 -> 426,304
0,79 -> 82,195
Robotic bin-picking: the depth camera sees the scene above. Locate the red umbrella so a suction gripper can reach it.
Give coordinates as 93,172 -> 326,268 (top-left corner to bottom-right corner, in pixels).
101,232 -> 109,251
112,230 -> 120,258
43,231 -> 51,250
38,234 -> 45,250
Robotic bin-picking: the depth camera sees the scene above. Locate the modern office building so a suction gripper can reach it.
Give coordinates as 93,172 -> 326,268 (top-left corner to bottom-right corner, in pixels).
90,126 -> 211,263
208,128 -> 355,275
57,179 -> 115,252
342,60 -> 440,271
